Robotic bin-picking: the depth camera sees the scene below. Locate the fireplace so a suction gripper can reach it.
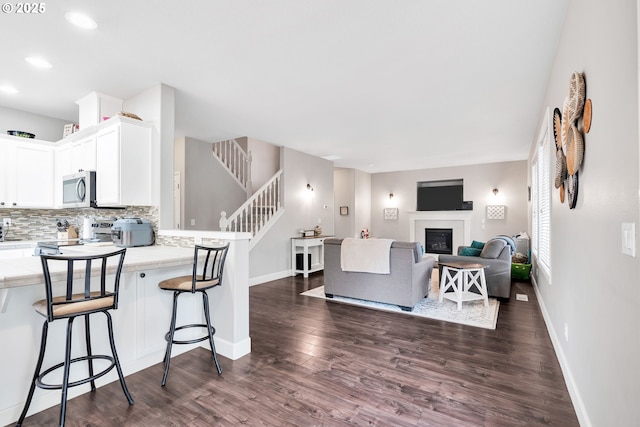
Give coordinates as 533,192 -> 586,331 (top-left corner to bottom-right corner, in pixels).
425,228 -> 453,255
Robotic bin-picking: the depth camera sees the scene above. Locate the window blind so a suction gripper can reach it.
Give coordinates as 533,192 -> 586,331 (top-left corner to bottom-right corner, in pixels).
538,135 -> 551,272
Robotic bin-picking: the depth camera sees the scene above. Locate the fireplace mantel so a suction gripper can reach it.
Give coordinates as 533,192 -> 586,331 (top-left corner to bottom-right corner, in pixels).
408,211 -> 472,254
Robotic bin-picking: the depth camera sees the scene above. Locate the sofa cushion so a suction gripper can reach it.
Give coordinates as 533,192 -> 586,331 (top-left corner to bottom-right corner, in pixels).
460,247 -> 482,257
480,239 -> 507,259
493,235 -> 516,254
471,240 -> 485,249
391,241 -> 422,262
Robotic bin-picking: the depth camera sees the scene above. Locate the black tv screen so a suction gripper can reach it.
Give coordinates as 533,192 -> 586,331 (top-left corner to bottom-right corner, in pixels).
417,179 -> 463,211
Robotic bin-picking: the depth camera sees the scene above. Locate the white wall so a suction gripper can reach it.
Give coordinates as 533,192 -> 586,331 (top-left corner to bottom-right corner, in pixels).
249,147 -> 334,282
529,1 -> 640,425
370,160 -> 528,243
0,106 -> 70,142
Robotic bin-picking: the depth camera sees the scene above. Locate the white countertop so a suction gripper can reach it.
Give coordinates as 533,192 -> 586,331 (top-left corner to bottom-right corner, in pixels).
0,244 -> 196,289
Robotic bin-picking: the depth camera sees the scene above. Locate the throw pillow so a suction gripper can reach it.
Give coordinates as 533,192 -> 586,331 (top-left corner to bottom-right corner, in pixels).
479,239 -> 507,259
471,240 -> 485,249
459,247 -> 482,257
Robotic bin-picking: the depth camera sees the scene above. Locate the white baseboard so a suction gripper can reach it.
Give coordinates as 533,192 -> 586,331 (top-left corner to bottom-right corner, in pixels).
531,277 -> 591,427
249,270 -> 291,286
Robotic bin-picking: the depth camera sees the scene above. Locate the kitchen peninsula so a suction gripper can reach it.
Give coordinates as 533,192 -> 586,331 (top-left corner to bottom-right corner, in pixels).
0,230 -> 251,426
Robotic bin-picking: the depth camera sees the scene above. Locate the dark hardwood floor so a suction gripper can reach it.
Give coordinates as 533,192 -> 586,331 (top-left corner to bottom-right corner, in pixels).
15,273 -> 579,426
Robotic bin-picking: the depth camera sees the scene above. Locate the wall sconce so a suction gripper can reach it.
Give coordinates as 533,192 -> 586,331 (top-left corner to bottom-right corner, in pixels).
307,183 -> 314,192
389,193 -> 394,199
492,188 -> 499,196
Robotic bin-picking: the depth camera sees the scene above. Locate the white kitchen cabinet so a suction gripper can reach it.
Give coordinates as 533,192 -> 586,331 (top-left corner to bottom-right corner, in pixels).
133,266 -> 198,358
0,137 -> 54,208
54,135 -> 97,206
96,120 -> 152,206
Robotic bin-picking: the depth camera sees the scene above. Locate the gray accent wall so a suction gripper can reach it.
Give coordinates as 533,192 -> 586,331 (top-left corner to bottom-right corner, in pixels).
334,168 -> 372,238
0,106 -> 71,142
175,136 -> 247,231
369,160 -> 529,243
249,147 -> 334,282
529,1 -> 639,426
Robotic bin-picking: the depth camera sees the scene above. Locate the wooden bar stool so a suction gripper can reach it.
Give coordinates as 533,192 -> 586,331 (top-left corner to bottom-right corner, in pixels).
17,248 -> 133,427
158,243 -> 230,386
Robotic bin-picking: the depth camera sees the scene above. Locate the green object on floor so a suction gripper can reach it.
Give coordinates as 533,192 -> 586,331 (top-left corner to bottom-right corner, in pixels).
512,263 -> 532,280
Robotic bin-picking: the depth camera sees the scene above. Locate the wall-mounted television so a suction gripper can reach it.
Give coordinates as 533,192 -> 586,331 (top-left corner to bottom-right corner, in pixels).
417,179 -> 463,211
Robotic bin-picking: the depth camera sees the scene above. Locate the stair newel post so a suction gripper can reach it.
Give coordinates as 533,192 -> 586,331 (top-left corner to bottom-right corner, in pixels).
219,211 -> 228,231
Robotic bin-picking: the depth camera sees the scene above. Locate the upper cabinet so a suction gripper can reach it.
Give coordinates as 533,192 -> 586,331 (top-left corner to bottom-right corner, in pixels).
54,135 -> 97,206
0,137 -> 54,208
54,116 -> 153,207
95,118 -> 152,206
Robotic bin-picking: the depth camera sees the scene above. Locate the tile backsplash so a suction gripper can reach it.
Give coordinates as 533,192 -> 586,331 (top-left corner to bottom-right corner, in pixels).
1,206 -> 158,242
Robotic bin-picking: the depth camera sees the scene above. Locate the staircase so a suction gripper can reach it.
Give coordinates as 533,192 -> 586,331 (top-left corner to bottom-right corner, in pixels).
219,169 -> 283,249
212,139 -> 252,196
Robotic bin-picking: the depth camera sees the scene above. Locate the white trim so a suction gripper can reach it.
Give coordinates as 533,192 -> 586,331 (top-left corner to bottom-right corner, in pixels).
408,211 -> 472,246
249,269 -> 291,286
531,277 -> 592,427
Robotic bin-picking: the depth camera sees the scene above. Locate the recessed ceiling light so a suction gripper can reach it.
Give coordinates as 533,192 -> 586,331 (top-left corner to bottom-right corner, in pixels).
25,56 -> 53,69
322,155 -> 342,161
0,85 -> 19,95
65,11 -> 97,30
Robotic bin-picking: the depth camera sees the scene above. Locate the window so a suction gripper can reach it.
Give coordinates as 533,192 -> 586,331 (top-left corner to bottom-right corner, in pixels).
532,109 -> 552,279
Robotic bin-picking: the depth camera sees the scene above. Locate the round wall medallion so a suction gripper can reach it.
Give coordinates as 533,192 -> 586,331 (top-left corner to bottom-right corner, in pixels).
554,148 -> 567,189
568,172 -> 579,209
566,72 -> 586,123
583,98 -> 592,133
553,107 -> 563,150
566,124 -> 584,176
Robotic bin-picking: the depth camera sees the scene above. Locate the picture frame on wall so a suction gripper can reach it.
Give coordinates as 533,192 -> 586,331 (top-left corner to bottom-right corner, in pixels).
340,206 -> 349,215
384,207 -> 398,220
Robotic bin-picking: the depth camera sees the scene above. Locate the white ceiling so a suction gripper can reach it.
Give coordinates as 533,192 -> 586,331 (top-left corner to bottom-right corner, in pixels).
0,0 -> 567,173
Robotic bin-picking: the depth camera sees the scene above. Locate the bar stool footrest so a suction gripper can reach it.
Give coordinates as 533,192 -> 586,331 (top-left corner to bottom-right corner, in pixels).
164,323 -> 216,345
36,355 -> 116,390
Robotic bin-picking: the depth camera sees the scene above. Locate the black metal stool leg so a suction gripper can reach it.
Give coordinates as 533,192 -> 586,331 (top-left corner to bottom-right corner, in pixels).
84,314 -> 96,392
104,311 -> 134,404
16,321 -> 49,426
59,317 -> 76,427
202,291 -> 222,374
161,291 -> 180,386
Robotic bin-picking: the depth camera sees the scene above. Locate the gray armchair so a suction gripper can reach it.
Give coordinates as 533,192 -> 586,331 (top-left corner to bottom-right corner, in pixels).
437,237 -> 512,299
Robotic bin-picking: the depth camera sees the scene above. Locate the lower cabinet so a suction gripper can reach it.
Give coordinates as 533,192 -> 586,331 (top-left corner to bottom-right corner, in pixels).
0,264 -> 196,426
131,266 -> 198,359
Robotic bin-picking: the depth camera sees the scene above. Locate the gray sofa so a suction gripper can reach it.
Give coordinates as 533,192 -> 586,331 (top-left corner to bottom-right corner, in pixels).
437,237 -> 512,298
323,238 -> 435,311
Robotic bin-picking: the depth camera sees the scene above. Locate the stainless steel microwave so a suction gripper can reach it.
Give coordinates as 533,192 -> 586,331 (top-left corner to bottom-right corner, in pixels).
62,170 -> 96,208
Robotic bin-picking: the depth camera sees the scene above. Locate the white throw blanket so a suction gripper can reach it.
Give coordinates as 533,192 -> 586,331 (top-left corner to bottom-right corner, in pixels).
340,238 -> 394,274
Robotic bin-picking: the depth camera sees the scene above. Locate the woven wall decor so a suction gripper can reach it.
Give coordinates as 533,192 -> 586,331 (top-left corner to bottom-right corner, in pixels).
554,71 -> 589,209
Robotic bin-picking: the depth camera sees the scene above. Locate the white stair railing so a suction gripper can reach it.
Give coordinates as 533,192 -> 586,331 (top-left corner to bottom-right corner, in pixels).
219,169 -> 283,248
212,139 -> 252,194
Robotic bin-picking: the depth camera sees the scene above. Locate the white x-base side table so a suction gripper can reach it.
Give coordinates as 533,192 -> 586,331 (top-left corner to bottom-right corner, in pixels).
438,261 -> 489,310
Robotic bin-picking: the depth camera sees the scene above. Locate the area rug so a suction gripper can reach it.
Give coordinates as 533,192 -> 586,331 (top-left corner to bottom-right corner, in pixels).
301,286 -> 499,329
